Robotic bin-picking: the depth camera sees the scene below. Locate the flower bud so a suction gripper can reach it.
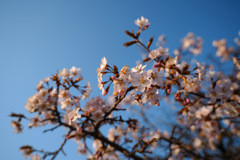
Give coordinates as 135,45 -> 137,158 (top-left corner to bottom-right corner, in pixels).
155,100 -> 160,106
175,93 -> 181,101
102,86 -> 110,96
102,89 -> 108,96
153,62 -> 161,68
166,85 -> 171,95
147,85 -> 153,91
185,97 -> 190,104
111,75 -> 116,80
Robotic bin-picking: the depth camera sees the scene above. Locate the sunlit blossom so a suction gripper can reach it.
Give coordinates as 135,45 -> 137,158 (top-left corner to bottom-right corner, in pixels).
134,16 -> 150,28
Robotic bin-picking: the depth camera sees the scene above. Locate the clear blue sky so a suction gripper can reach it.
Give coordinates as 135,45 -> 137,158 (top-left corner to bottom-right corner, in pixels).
1,1 -> 240,159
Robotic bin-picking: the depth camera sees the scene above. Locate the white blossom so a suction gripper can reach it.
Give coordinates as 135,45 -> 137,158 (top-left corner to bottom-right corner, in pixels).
59,68 -> 70,79
68,108 -> 81,125
100,57 -> 107,70
135,16 -> 150,28
69,66 -> 81,77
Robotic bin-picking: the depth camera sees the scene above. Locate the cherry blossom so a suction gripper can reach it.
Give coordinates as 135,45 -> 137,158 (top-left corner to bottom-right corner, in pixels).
131,71 -> 151,92
134,16 -> 150,28
59,68 -> 70,79
68,108 -> 81,125
11,17 -> 240,160
69,66 -> 82,77
100,57 -> 107,70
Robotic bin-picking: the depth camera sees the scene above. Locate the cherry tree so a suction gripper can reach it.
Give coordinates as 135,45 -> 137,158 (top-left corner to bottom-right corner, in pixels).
11,17 -> 240,160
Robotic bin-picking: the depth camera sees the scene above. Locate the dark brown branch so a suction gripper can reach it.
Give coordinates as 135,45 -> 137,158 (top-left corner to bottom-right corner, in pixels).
96,86 -> 134,129
136,39 -> 151,53
83,130 -> 144,160
131,138 -> 157,155
56,119 -> 144,160
41,129 -> 72,160
43,125 -> 61,133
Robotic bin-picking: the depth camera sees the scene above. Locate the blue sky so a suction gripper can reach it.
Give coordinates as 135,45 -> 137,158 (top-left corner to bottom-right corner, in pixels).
1,1 -> 240,159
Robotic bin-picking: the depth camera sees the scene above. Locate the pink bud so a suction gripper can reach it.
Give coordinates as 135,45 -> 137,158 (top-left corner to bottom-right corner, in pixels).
166,85 -> 171,95
153,62 -> 161,68
102,86 -> 110,96
147,85 -> 152,91
183,100 -> 187,106
167,88 -> 171,95
155,100 -> 160,106
183,97 -> 190,105
186,97 -> 190,104
111,75 -> 116,80
102,89 -> 108,96
175,93 -> 181,101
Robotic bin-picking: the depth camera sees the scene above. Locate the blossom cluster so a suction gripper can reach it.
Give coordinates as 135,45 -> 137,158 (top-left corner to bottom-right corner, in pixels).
11,16 -> 240,160
213,39 -> 234,62
174,32 -> 203,56
25,66 -> 91,127
97,53 -> 206,108
96,16 -> 240,159
82,96 -> 111,122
